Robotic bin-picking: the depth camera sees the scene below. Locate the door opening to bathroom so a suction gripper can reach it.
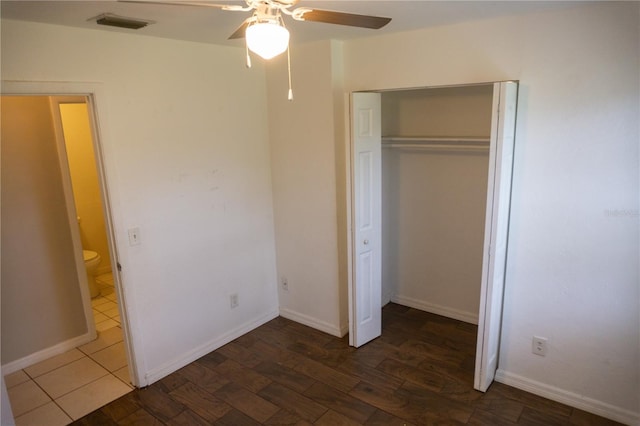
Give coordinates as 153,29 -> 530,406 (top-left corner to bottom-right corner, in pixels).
51,97 -> 124,329
1,89 -> 137,394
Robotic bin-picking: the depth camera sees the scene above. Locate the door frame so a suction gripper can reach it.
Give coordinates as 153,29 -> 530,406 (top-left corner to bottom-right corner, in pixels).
1,80 -> 141,387
346,81 -> 518,390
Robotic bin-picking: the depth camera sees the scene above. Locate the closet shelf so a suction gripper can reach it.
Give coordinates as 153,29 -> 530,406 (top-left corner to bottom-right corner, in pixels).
382,136 -> 490,152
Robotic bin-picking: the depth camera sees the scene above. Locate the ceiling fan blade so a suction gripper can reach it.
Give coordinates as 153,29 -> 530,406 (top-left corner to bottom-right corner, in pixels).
118,0 -> 246,11
298,9 -> 391,29
228,18 -> 251,39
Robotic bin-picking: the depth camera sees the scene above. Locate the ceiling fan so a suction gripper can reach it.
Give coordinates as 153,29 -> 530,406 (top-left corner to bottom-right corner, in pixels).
119,0 -> 392,99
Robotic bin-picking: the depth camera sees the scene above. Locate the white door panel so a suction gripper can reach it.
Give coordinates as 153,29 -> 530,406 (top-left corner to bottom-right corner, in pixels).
350,92 -> 382,347
474,81 -> 519,391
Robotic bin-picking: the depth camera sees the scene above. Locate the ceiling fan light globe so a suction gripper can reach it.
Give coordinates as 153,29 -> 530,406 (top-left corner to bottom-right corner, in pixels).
246,22 -> 289,60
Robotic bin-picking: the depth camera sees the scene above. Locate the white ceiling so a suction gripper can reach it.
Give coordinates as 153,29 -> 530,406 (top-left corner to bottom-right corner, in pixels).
1,1 -> 581,48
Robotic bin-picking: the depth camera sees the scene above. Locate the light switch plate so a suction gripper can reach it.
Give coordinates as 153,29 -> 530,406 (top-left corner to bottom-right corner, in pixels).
128,227 -> 141,246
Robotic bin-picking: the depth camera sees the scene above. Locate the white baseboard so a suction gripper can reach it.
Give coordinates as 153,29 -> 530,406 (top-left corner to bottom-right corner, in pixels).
2,331 -> 97,375
391,295 -> 478,325
142,310 -> 279,386
495,370 -> 639,425
279,308 -> 347,337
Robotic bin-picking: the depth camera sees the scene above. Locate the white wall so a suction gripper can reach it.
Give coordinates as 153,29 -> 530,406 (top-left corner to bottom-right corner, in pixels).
382,148 -> 490,321
344,2 -> 638,422
1,20 -> 279,385
266,40 -> 349,336
381,85 -> 493,138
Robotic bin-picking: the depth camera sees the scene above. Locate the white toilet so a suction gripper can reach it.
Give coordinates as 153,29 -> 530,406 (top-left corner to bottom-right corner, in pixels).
83,250 -> 101,298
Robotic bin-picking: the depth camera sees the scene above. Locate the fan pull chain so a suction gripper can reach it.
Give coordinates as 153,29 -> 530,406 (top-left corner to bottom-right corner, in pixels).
287,46 -> 293,101
245,44 -> 252,68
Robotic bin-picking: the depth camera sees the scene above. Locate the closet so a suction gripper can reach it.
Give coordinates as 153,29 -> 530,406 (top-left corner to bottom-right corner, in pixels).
380,84 -> 495,324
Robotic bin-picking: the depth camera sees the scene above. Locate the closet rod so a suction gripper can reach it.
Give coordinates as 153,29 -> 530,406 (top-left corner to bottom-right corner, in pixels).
382,136 -> 490,144
381,136 -> 490,152
382,144 -> 489,152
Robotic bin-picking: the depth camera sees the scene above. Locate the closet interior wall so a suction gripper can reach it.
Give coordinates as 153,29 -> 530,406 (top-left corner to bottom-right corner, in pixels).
381,84 -> 494,324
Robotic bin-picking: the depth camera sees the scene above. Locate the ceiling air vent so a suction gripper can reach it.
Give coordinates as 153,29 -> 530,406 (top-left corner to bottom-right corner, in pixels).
94,13 -> 153,30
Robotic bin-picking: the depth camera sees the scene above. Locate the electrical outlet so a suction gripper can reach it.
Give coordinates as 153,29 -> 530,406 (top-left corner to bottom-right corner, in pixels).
230,293 -> 239,309
532,336 -> 547,356
128,227 -> 141,246
281,276 -> 289,292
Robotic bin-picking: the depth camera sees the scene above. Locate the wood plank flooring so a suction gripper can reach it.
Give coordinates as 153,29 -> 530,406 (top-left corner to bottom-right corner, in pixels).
72,303 -> 622,425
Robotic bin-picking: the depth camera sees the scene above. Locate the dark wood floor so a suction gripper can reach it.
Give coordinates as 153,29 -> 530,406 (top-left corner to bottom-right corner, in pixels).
72,303 -> 621,425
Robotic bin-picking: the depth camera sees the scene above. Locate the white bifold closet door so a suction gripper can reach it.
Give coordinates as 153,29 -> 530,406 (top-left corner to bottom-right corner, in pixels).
474,81 -> 518,391
349,82 -> 518,392
349,92 -> 382,348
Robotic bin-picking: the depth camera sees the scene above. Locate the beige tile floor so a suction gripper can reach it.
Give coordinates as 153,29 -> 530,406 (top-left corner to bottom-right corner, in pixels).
4,273 -> 133,425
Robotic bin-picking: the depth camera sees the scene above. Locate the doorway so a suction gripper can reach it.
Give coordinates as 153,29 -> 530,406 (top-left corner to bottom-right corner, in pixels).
50,96 -> 127,330
1,90 -> 136,421
347,81 -> 518,392
380,84 -> 493,322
